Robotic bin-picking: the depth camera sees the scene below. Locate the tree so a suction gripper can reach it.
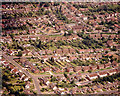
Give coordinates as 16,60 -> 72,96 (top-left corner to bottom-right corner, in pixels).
17,51 -> 22,57
64,73 -> 67,78
50,57 -> 54,62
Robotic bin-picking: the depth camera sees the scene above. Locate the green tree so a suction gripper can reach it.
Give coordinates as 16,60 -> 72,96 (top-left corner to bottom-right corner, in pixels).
17,51 -> 22,57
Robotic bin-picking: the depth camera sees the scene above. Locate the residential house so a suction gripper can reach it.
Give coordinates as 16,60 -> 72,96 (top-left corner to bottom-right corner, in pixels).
42,67 -> 51,72
65,67 -> 73,72
69,48 -> 76,54
86,73 -> 98,81
89,65 -> 97,71
104,62 -> 111,68
112,61 -> 118,68
108,69 -> 117,75
62,48 -> 69,54
49,83 -> 57,90
73,66 -> 82,72
45,50 -> 53,55
98,71 -> 108,78
97,64 -> 104,69
82,66 -> 90,72
107,40 -> 114,48
69,56 -> 77,61
55,49 -> 63,55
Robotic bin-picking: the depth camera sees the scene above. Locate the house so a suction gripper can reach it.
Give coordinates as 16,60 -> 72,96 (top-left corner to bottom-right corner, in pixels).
70,87 -> 79,94
62,48 -> 69,54
83,17 -> 88,20
32,68 -> 39,73
22,76 -> 29,81
69,56 -> 77,61
11,68 -> 19,74
74,75 -> 82,82
112,61 -> 118,68
79,49 -> 85,53
108,69 -> 117,75
55,49 -> 63,54
38,50 -> 46,55
73,66 -> 82,72
23,50 -> 32,56
39,77 -> 50,85
8,64 -> 14,70
107,40 -> 114,48
25,81 -> 30,89
89,65 -> 97,71
18,72 -> 25,80
104,48 -> 110,52
104,62 -> 111,68
49,83 -> 57,90
52,67 -> 61,73
65,67 -> 73,72
86,73 -> 98,80
42,67 -> 51,72
45,50 -> 53,55
97,64 -> 104,69
82,66 -> 90,72
69,48 -> 76,54
2,61 -> 9,67
98,71 -> 108,78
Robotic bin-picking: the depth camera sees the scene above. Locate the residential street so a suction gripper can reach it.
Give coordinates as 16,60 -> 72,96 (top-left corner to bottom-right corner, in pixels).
2,54 -> 41,94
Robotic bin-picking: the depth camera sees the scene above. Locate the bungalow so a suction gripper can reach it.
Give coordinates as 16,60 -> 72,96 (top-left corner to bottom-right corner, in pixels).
98,71 -> 108,78
109,34 -> 116,39
23,50 -> 32,56
29,36 -> 36,40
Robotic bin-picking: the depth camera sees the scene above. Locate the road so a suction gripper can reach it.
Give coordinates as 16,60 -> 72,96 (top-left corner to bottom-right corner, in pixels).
3,54 -> 41,94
